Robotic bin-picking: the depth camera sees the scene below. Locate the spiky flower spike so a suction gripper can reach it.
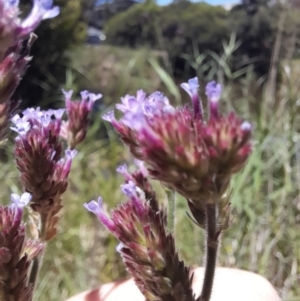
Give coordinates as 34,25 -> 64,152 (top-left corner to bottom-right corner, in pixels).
84,182 -> 195,301
103,78 -> 252,211
0,193 -> 45,301
60,90 -> 102,149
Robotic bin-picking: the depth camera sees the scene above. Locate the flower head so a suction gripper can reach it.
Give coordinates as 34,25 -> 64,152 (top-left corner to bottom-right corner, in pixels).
12,108 -> 76,213
60,90 -> 102,149
103,78 -> 252,210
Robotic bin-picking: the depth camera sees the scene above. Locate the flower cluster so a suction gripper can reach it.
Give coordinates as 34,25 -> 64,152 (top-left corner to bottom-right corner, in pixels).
103,78 -> 252,215
12,107 -> 77,213
0,193 -> 44,301
60,90 -> 102,149
85,181 -> 195,301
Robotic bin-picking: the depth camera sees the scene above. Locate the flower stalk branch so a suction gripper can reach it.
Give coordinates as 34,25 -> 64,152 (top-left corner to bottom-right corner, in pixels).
199,203 -> 219,301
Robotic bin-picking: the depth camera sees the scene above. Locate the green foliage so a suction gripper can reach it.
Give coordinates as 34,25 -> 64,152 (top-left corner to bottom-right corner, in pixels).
228,4 -> 280,75
104,1 -> 291,77
105,1 -> 161,47
104,1 -> 229,77
16,0 -> 87,108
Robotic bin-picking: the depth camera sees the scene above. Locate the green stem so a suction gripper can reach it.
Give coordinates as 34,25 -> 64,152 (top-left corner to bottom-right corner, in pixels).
200,203 -> 218,301
166,189 -> 176,235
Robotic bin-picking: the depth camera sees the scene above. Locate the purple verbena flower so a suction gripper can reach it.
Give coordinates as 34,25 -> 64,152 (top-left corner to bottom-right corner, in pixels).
10,192 -> 32,207
205,81 -> 222,119
102,77 -> 252,206
84,197 -> 115,231
181,77 -> 202,118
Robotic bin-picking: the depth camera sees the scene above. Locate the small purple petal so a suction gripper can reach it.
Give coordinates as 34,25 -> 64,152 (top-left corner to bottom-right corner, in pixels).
80,90 -> 89,100
205,81 -> 222,103
9,0 -> 19,6
102,111 -> 115,123
181,77 -> 199,97
11,192 -> 32,207
10,119 -> 30,135
65,149 -> 78,159
121,181 -> 137,197
89,93 -> 102,102
52,108 -> 65,120
21,0 -> 60,31
116,164 -> 128,175
121,111 -> 145,131
116,96 -> 138,113
84,197 -> 115,231
62,89 -> 73,100
241,121 -> 251,131
136,90 -> 147,103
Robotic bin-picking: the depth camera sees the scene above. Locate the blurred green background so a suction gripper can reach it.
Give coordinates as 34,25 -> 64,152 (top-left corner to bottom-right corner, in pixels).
3,0 -> 300,300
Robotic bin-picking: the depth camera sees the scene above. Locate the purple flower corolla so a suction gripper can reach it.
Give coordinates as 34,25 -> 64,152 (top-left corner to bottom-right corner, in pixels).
10,192 -> 32,207
121,182 -> 145,215
180,77 -> 199,98
241,121 -> 252,131
121,110 -> 147,131
205,81 -> 222,119
62,89 -> 73,101
121,181 -> 137,197
56,149 -> 78,179
18,0 -> 60,33
181,77 -> 202,118
84,197 -> 116,231
78,90 -> 102,111
116,90 -> 146,113
116,164 -> 128,175
142,92 -> 175,116
10,115 -> 30,135
47,108 -> 65,120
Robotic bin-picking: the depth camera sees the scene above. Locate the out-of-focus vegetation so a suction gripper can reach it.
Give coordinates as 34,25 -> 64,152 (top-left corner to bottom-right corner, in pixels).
2,0 -> 300,301
104,0 -> 281,77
